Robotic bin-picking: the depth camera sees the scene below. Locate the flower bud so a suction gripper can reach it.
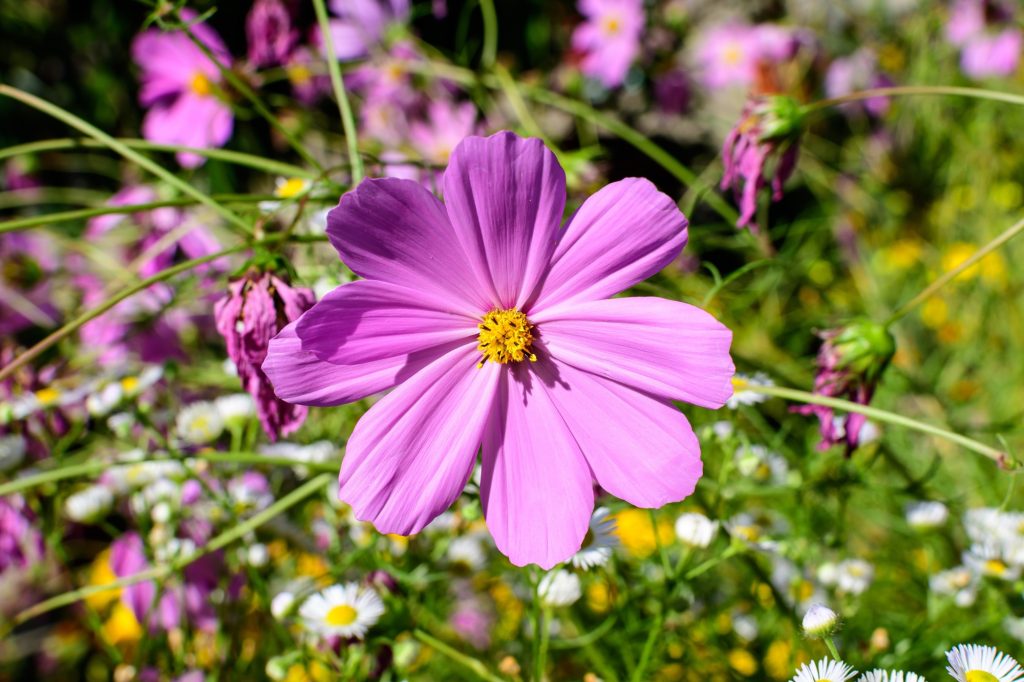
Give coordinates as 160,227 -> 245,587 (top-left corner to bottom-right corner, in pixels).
802,603 -> 839,638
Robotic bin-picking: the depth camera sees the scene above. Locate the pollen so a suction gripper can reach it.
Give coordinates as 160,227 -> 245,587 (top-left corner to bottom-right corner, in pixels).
190,72 -> 212,97
477,309 -> 537,367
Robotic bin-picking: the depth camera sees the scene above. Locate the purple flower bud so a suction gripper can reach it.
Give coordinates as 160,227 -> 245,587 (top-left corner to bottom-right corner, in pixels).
214,272 -> 315,441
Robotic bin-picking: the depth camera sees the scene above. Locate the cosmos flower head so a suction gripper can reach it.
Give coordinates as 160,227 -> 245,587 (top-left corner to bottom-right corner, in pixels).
946,0 -> 1021,79
694,23 -> 801,90
131,10 -> 234,168
571,0 -> 645,88
264,131 -> 735,568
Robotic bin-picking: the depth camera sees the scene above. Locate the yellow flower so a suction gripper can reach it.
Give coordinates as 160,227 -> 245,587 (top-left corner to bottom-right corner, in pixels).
764,640 -> 792,680
881,238 -> 924,270
86,548 -> 120,610
941,242 -> 1007,287
101,602 -> 142,646
728,649 -> 758,677
920,297 -> 948,328
614,508 -> 674,558
586,580 -> 612,613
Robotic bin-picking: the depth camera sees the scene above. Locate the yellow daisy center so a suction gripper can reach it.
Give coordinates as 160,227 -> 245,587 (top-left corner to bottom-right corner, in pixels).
35,387 -> 61,406
325,604 -> 357,627
287,64 -> 312,85
477,309 -> 537,367
984,559 -> 1007,576
190,72 -> 212,97
120,376 -> 139,393
275,177 -> 309,199
966,672 -> 1000,682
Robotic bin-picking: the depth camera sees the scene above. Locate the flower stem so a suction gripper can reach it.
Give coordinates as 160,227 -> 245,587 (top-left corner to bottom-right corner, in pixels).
0,137 -> 317,178
0,84 -> 252,236
887,215 -> 1024,324
11,473 -> 332,628
537,606 -> 552,682
803,85 -> 1024,115
824,637 -> 842,661
169,11 -> 323,172
412,630 -> 506,682
311,0 -> 364,185
649,509 -> 672,576
479,0 -> 498,69
630,607 -> 664,682
746,384 -> 1013,469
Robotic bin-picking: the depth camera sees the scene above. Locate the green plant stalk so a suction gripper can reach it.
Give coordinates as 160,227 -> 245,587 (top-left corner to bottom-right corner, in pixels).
478,0 -> 498,69
0,138 -> 316,177
311,0 -> 364,184
745,384 -> 1012,468
0,85 -> 251,236
537,606 -> 552,682
630,607 -> 664,682
412,630 -> 506,682
888,215 -> 1024,323
824,637 -> 842,661
170,12 -> 323,172
804,85 -> 1024,115
649,509 -> 672,576
13,473 -> 332,626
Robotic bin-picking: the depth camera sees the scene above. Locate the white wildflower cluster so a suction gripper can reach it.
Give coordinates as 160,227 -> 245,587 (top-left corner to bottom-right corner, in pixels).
787,644 -> 1023,682
734,443 -> 790,484
931,507 -> 1024,606
85,366 -> 164,417
260,440 -> 336,476
818,558 -> 874,596
726,372 -> 773,409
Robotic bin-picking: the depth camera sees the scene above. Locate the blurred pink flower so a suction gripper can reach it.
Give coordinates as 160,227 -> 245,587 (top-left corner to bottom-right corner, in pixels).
571,0 -> 645,88
131,11 -> 234,168
694,23 -> 799,89
316,0 -> 410,60
215,272 -> 315,441
945,0 -> 1021,78
263,132 -> 734,568
247,0 -> 299,67
825,49 -> 893,117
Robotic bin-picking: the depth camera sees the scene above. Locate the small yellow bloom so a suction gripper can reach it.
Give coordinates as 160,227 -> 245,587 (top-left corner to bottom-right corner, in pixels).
881,238 -> 923,270
614,508 -> 674,558
764,640 -> 792,680
920,297 -> 948,328
728,649 -> 758,677
101,602 -> 142,645
275,177 -> 310,199
586,580 -> 612,613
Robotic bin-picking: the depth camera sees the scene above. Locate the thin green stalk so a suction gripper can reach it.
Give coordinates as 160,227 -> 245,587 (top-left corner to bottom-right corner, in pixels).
0,245 -> 242,383
537,607 -> 552,682
531,568 -> 543,681
824,637 -> 842,661
169,12 -> 323,172
0,137 -> 316,178
478,0 -> 498,69
0,85 -> 252,236
12,473 -> 332,627
630,607 -> 664,682
804,85 -> 1024,115
648,509 -> 671,576
745,383 -> 1013,468
311,0 -> 364,184
412,630 -> 506,682
888,215 -> 1024,323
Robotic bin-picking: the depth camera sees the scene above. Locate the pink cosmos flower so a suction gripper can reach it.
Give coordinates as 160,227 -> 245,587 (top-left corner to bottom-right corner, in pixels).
247,0 -> 299,67
263,132 -> 734,568
945,0 -> 1021,78
215,272 -> 316,441
318,0 -> 410,60
694,23 -> 799,90
571,0 -> 645,88
132,11 -> 234,168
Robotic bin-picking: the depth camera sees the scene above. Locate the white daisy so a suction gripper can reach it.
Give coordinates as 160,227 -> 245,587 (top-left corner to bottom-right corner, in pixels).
215,393 -> 256,424
857,670 -> 927,682
176,402 -> 225,445
905,501 -> 949,530
675,512 -> 719,548
271,591 -> 296,620
64,485 -> 114,523
734,443 -> 789,483
836,559 -> 874,595
929,566 -> 978,608
572,507 -> 618,570
300,583 -> 385,639
727,372 -> 773,409
964,544 -> 1022,582
448,534 -> 488,569
946,643 -> 1024,682
790,657 -> 856,682
538,570 -> 581,608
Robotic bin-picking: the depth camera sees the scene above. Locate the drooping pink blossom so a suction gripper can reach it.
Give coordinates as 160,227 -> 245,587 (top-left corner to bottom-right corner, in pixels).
571,0 -> 645,88
215,272 -> 315,441
247,0 -> 298,67
131,11 -> 234,168
263,132 -> 734,568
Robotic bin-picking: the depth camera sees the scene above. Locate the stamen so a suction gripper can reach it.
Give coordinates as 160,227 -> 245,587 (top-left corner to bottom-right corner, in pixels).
476,309 -> 538,367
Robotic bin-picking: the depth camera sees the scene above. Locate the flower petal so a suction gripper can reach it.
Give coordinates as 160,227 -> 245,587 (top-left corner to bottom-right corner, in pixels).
443,132 -> 566,309
529,178 -> 687,310
327,178 -> 491,314
543,356 -> 704,508
295,280 -> 476,364
480,362 -> 594,569
338,346 -> 500,535
532,297 -> 734,408
262,322 -> 460,405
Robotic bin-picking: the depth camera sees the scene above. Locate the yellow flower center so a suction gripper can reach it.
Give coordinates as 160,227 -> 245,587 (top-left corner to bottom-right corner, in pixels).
120,376 -> 139,393
984,559 -> 1007,576
275,177 -> 309,199
287,64 -> 312,85
325,604 -> 357,627
602,15 -> 622,35
477,309 -> 537,367
966,672 -> 1000,682
190,72 -> 212,97
35,387 -> 61,406
723,45 -> 744,66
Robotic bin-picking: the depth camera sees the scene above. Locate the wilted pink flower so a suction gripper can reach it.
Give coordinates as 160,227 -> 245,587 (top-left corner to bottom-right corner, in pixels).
720,96 -> 803,231
215,272 -> 315,441
794,321 -> 895,453
247,0 -> 298,67
571,0 -> 645,88
263,132 -> 734,568
132,11 -> 234,168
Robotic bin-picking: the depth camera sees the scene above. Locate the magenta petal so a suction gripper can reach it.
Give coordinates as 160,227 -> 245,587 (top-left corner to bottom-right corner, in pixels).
262,322 -> 459,405
327,178 -> 491,314
443,132 -> 566,309
532,297 -> 734,408
480,362 -> 594,569
338,346 -> 500,535
295,280 -> 476,364
529,178 -> 687,310
544,357 -> 704,508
